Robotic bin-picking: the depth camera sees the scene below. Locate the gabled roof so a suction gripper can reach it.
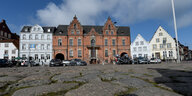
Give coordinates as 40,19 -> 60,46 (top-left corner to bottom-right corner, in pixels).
0,39 -> 19,49
149,26 -> 175,43
131,34 -> 149,45
53,25 -> 130,36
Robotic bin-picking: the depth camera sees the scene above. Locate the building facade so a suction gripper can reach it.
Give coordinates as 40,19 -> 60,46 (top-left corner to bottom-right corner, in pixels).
131,34 -> 151,59
53,16 -> 131,64
0,39 -> 19,59
0,19 -> 19,40
149,26 -> 177,60
20,25 -> 55,65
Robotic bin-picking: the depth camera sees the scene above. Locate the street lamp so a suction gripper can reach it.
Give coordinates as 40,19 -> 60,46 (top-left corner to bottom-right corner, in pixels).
171,0 -> 180,63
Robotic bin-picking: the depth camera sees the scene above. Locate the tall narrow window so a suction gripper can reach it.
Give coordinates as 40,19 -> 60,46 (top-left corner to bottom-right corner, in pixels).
35,54 -> 38,60
105,39 -> 108,46
41,35 -> 44,40
58,39 -> 62,46
35,34 -> 38,40
78,38 -> 81,46
91,39 -> 95,46
47,44 -> 50,49
29,34 -> 32,40
71,30 -> 74,34
69,39 -> 73,46
106,30 -> 109,35
113,50 -> 116,56
78,50 -> 82,57
108,25 -> 111,30
111,30 -> 114,35
69,50 -> 73,57
41,44 -> 44,50
105,49 -> 108,57
23,34 -> 26,40
47,54 -> 50,59
47,35 -> 50,40
77,30 -> 80,34
122,39 -> 125,46
74,24 -> 77,29
41,54 -> 44,59
112,39 -> 115,46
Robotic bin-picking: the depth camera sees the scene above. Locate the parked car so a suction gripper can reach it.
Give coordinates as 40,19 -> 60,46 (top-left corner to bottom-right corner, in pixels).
30,61 -> 40,66
0,59 -> 13,67
150,58 -> 161,64
115,54 -> 132,64
69,59 -> 87,66
49,59 -> 62,67
133,57 -> 150,64
62,60 -> 71,66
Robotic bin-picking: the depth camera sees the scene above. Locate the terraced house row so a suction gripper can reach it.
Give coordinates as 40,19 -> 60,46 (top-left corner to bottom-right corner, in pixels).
19,16 -> 131,64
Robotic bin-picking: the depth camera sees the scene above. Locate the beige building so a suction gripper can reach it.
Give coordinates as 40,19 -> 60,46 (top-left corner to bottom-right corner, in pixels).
149,26 -> 177,60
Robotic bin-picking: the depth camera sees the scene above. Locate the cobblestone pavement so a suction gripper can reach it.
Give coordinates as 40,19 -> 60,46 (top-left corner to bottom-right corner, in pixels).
0,61 -> 192,96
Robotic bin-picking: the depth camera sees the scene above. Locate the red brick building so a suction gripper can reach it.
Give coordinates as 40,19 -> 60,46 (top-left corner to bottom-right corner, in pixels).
53,16 -> 131,64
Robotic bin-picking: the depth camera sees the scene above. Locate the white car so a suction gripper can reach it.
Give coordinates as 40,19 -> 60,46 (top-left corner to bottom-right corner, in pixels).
150,58 -> 161,64
62,60 -> 71,66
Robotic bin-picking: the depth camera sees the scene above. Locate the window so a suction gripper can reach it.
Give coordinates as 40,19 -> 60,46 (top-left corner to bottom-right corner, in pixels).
5,43 -> 9,47
133,47 -> 137,51
41,35 -> 44,40
47,35 -> 50,40
22,44 -> 26,50
138,54 -> 142,57
69,39 -> 73,46
47,54 -> 50,59
1,31 -> 3,36
71,30 -> 74,34
78,39 -> 81,46
58,39 -> 62,46
163,38 -> 167,44
133,55 -> 137,58
136,42 -> 139,46
156,38 -> 160,43
47,44 -> 50,49
4,32 -> 7,37
159,33 -> 163,36
23,34 -> 26,40
108,25 -> 111,30
167,43 -> 172,48
122,39 -> 125,46
74,24 -> 77,29
140,41 -> 144,45
143,46 -> 147,51
47,29 -> 51,32
113,50 -> 116,56
105,49 -> 108,57
153,44 -> 157,49
169,51 -> 173,57
112,39 -> 115,46
78,50 -> 82,57
35,54 -> 38,60
111,30 -> 114,35
138,47 -> 142,51
69,50 -> 73,57
12,50 -> 16,54
4,50 -> 8,54
144,54 -> 148,58
25,28 -> 28,32
41,44 -> 44,50
163,51 -> 167,59
29,34 -> 32,40
91,39 -> 96,46
106,30 -> 109,35
41,54 -> 44,59
105,39 -> 108,46
35,34 -> 38,40
77,30 -> 80,34
160,44 -> 164,49
35,44 -> 38,49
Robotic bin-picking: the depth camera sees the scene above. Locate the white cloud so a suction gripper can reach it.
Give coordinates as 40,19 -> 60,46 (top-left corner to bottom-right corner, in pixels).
36,0 -> 192,28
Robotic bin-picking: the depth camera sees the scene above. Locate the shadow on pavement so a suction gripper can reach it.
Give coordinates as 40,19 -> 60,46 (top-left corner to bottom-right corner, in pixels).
150,68 -> 192,96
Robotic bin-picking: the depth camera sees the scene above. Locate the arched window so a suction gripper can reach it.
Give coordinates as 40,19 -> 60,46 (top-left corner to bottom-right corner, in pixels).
91,39 -> 95,46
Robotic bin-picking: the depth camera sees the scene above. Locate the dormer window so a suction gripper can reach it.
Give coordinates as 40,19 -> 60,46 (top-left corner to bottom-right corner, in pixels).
33,28 -> 36,31
74,24 -> 77,29
25,28 -> 28,32
47,29 -> 51,32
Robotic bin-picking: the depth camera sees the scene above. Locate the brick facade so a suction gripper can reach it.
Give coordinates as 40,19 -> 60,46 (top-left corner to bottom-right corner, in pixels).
53,16 -> 131,64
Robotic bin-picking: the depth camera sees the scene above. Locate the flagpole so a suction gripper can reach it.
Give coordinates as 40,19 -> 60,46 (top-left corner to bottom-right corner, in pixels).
171,0 -> 180,63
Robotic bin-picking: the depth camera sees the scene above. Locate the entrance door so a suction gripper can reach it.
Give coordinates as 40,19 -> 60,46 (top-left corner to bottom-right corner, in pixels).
155,52 -> 160,59
55,53 -> 64,60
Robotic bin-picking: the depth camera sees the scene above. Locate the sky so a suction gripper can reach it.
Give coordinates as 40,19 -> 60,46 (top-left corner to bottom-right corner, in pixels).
0,0 -> 192,49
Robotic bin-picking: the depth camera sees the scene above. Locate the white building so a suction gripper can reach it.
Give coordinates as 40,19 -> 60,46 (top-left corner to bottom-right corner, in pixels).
20,25 -> 55,65
149,26 -> 177,60
0,39 -> 19,59
131,34 -> 151,59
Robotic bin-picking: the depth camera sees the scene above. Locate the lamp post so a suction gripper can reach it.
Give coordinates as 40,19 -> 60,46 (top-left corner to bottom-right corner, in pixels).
171,0 -> 180,63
